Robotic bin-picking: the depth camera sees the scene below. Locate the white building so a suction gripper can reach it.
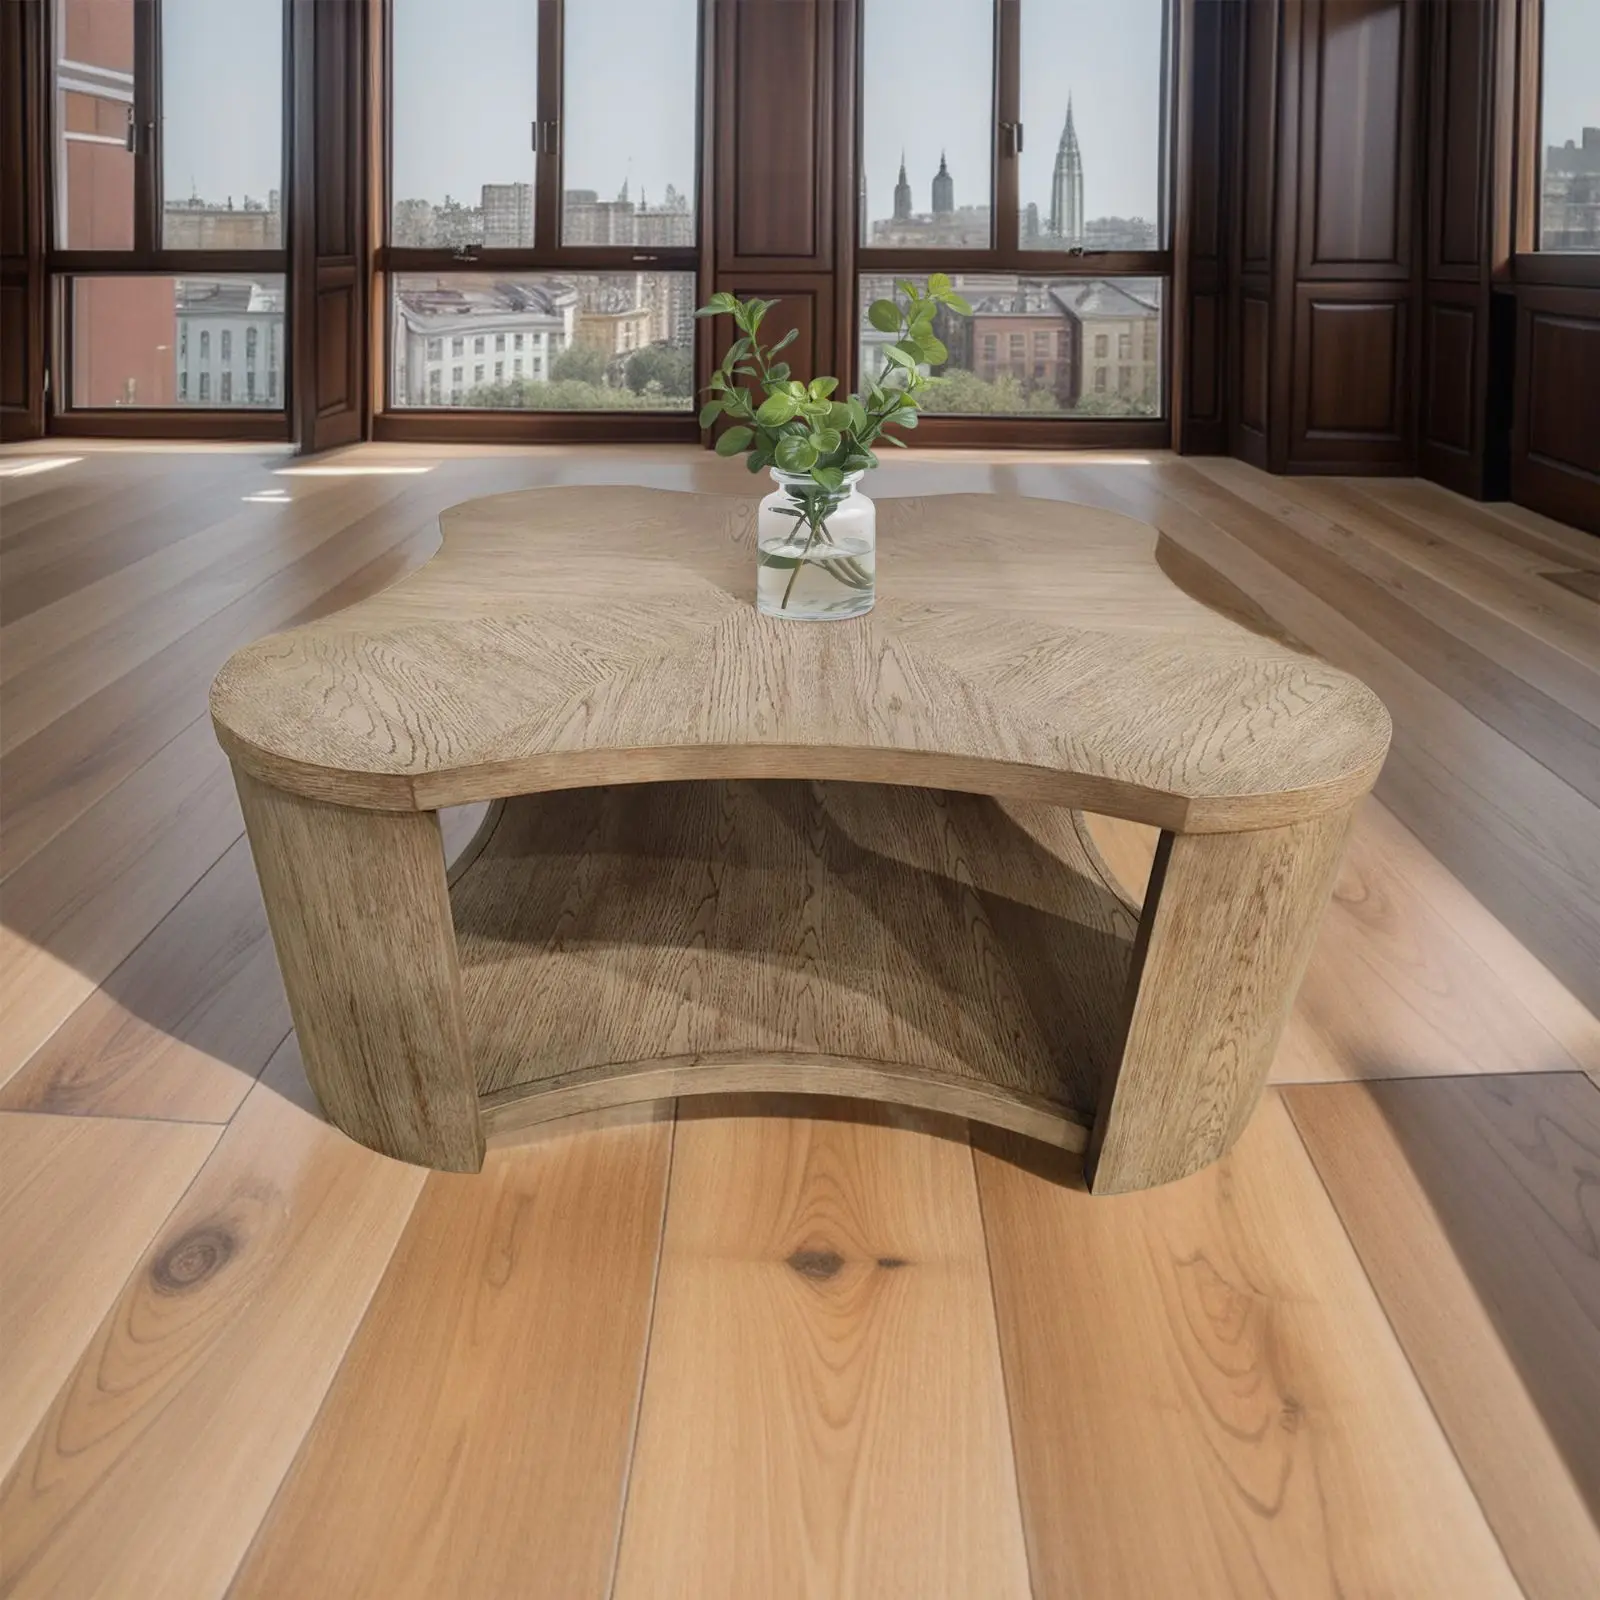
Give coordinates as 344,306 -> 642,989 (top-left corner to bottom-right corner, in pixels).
176,279 -> 285,407
392,279 -> 579,406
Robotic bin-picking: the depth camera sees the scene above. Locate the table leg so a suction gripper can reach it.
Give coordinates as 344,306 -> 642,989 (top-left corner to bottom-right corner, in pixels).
1085,806 -> 1354,1195
234,765 -> 483,1171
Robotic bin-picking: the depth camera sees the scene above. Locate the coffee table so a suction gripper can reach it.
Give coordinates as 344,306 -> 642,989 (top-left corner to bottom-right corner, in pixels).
211,486 -> 1389,1194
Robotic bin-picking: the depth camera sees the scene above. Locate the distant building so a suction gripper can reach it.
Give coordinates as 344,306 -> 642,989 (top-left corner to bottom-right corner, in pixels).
893,154 -> 913,223
1084,214 -> 1157,250
176,278 -> 285,407
1049,97 -> 1085,246
1060,278 -> 1160,407
958,280 -> 1080,402
1543,128 -> 1600,251
482,182 -> 534,248
391,278 -> 578,406
932,152 -> 954,217
164,189 -> 281,250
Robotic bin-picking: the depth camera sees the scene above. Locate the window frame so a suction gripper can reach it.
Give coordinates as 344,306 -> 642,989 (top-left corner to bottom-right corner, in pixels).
852,0 -> 1177,445
43,0 -> 293,434
375,0 -> 707,435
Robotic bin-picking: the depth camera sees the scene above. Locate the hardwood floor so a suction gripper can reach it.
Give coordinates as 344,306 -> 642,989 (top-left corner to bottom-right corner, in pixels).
1,443 -> 1597,1596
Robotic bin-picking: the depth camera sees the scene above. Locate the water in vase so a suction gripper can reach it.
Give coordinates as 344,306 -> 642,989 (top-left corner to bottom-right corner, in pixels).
755,469 -> 876,621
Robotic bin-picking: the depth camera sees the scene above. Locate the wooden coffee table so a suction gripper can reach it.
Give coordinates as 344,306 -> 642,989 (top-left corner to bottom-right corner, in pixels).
211,487 -> 1389,1194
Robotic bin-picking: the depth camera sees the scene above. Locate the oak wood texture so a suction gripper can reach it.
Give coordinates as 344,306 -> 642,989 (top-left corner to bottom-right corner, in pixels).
0,1047 -> 425,1600
210,488 -> 1391,832
233,766 -> 483,1171
0,1111 -> 219,1477
612,1098 -> 1032,1597
230,1107 -> 673,1600
457,779 -> 1134,1148
1286,1074 -> 1600,1599
1088,805 -> 1354,1192
976,1094 -> 1522,1598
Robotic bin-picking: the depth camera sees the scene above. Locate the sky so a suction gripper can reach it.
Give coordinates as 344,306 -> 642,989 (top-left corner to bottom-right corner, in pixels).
862,0 -> 1167,231
389,0 -> 700,207
161,0 -> 283,204
1542,0 -> 1600,153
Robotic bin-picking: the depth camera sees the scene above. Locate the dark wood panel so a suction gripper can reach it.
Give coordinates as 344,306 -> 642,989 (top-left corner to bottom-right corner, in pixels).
315,280 -> 355,418
1301,0 -> 1413,274
718,0 -> 832,267
1187,291 -> 1221,425
1238,293 -> 1270,437
711,277 -> 831,388
1291,287 -> 1409,464
1421,300 -> 1475,456
1512,287 -> 1600,536
1187,0 -> 1228,266
1428,0 -> 1489,275
0,0 -> 44,439
1240,0 -> 1278,271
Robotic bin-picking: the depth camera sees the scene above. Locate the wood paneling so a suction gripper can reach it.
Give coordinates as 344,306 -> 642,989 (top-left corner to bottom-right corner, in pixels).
1423,299 -> 1476,454
1238,293 -> 1270,440
1428,0 -> 1491,275
1293,289 -> 1409,461
1512,287 -> 1600,535
1302,0 -> 1412,274
1240,0 -> 1279,271
711,276 -> 831,387
291,0 -> 367,452
0,0 -> 45,440
716,0 -> 835,269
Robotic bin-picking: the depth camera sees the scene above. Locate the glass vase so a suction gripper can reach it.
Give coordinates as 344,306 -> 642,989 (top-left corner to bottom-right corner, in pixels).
755,468 -> 876,621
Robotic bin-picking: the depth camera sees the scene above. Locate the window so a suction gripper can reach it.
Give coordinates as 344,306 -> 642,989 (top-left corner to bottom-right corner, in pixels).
247,371 -> 256,400
160,0 -> 283,249
495,334 -> 505,353
451,336 -> 464,357
859,274 -> 1162,417
1539,0 -> 1600,251
562,0 -> 698,244
1018,0 -> 1168,250
452,364 -> 463,385
428,370 -> 441,402
1094,333 -> 1108,357
514,333 -> 524,351
392,272 -> 698,410
862,0 -> 994,250
426,337 -> 442,360
1118,365 -> 1131,392
474,336 -> 485,355
51,1 -> 289,420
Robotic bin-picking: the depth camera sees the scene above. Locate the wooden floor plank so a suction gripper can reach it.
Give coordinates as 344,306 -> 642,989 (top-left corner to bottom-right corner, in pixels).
974,1094 -> 1521,1598
0,715 -> 244,1086
611,1098 -> 1032,1599
228,1106 -> 673,1600
0,1041 -> 424,1600
0,1111 -> 219,1479
1286,1075 -> 1600,1599
0,838 -> 288,1123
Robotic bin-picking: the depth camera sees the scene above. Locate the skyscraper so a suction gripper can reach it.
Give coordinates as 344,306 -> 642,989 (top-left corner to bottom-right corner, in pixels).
1049,96 -> 1084,245
932,151 -> 954,216
893,152 -> 913,222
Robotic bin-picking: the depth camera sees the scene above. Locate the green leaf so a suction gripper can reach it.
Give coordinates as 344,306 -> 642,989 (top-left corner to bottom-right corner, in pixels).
706,372 -> 727,391
867,299 -> 902,333
715,425 -> 754,457
897,279 -> 919,303
746,298 -> 769,333
747,449 -> 772,474
842,452 -> 874,473
774,433 -> 818,472
943,291 -> 973,317
846,396 -> 870,434
768,327 -> 798,356
928,271 -> 952,297
812,466 -> 845,492
892,408 -> 919,428
880,431 -> 908,447
882,344 -> 917,369
786,380 -> 807,398
808,375 -> 838,400
757,550 -> 803,569
826,400 -> 853,432
702,400 -> 730,429
811,427 -> 842,456
696,291 -> 740,317
917,334 -> 949,365
755,391 -> 798,425
727,336 -> 752,364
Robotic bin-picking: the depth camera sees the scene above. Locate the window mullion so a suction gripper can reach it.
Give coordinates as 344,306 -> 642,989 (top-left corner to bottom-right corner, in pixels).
534,0 -> 562,251
994,0 -> 1019,255
134,0 -> 160,259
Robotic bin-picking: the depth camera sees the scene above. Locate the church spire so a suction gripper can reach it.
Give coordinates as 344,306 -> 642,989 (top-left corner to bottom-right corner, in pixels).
1060,94 -> 1079,154
892,149 -> 913,223
931,149 -> 954,217
1049,93 -> 1084,244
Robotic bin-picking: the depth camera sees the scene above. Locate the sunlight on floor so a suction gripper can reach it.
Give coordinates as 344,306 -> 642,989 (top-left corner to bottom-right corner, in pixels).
0,457 -> 82,478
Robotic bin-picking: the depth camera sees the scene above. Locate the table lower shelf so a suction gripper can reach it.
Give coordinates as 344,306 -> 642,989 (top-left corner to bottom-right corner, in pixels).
449,779 -> 1142,1146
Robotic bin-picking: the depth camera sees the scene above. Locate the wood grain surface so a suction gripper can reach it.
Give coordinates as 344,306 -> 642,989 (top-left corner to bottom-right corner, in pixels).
1287,1074 -> 1600,1599
233,766 -> 483,1170
976,1094 -> 1523,1598
230,1108 -> 673,1600
612,1098 -> 1032,1598
210,488 -> 1391,830
0,1050 -> 425,1600
456,779 -> 1135,1142
0,1112 -> 219,1478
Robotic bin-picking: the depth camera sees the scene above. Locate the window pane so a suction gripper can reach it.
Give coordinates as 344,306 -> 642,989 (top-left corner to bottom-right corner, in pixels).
1019,0 -> 1167,250
858,273 -> 1163,417
562,0 -> 698,245
861,0 -> 993,249
161,0 -> 283,249
54,0 -> 137,249
1540,0 -> 1600,252
392,273 -> 697,410
391,0 -> 538,247
68,276 -> 286,409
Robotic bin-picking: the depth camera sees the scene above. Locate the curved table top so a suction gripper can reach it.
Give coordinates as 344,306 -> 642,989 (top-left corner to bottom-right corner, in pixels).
211,486 -> 1390,830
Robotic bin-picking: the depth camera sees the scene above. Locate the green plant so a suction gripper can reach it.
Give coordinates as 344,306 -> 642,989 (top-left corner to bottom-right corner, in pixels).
695,273 -> 971,490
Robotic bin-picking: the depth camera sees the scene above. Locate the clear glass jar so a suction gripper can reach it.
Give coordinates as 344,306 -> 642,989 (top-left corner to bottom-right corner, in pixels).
755,468 -> 876,621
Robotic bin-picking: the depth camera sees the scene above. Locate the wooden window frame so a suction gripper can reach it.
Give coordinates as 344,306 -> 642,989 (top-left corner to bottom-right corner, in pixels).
372,0 -> 705,441
851,0 -> 1177,448
43,0 -> 293,438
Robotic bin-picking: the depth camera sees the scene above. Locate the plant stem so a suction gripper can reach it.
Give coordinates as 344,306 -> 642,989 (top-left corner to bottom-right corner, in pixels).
779,507 -> 832,611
